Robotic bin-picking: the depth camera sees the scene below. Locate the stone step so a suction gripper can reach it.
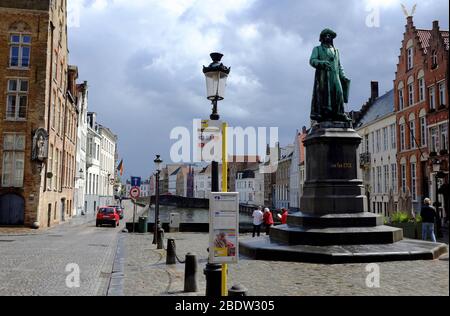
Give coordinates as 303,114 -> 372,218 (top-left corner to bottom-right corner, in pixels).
270,224 -> 403,246
287,212 -> 384,228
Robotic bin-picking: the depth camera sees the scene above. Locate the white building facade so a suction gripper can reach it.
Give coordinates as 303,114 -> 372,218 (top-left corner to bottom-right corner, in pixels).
235,168 -> 264,207
355,89 -> 398,217
99,125 -> 117,206
74,82 -> 88,216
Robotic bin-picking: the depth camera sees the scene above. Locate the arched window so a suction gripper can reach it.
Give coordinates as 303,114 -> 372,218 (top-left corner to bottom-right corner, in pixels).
408,113 -> 416,149
407,76 -> 414,107
417,70 -> 425,102
432,50 -> 438,68
398,81 -> 405,110
8,22 -> 32,68
406,39 -> 414,70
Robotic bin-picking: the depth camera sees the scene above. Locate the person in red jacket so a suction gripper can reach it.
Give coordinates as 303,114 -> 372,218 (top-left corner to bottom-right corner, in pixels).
280,208 -> 288,225
263,208 -> 274,235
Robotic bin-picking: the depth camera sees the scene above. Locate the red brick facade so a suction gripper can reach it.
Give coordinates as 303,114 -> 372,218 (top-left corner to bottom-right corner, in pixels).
394,17 -> 448,211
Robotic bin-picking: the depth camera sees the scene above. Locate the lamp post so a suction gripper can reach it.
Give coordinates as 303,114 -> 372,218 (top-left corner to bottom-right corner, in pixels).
432,159 -> 443,238
202,52 -> 230,297
153,155 -> 163,248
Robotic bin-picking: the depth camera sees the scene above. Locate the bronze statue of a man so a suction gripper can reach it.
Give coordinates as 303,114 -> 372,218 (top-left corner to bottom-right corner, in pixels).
310,28 -> 351,123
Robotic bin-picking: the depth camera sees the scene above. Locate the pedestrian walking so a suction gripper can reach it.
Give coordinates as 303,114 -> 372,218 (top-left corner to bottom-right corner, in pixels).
263,208 -> 274,235
278,208 -> 289,225
421,198 -> 437,242
252,206 -> 264,237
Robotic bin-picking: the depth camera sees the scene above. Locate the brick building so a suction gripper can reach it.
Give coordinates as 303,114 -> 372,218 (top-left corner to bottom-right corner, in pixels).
394,16 -> 448,213
0,0 -> 79,228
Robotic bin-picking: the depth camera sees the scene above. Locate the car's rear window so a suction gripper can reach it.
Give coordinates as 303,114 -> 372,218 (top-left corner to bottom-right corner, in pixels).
99,208 -> 115,214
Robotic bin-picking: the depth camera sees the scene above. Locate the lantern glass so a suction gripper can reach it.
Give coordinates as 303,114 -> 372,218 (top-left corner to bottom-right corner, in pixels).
432,160 -> 441,173
154,155 -> 163,172
205,71 -> 228,101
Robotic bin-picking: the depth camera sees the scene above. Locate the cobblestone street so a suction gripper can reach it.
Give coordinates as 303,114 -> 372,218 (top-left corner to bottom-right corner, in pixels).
0,201 -> 141,296
123,232 -> 449,296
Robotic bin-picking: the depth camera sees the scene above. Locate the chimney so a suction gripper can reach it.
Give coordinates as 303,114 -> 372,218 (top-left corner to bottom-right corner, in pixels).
371,81 -> 379,100
433,20 -> 440,31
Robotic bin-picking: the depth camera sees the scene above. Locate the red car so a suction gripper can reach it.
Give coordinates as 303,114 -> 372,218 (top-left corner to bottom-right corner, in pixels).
96,207 -> 120,227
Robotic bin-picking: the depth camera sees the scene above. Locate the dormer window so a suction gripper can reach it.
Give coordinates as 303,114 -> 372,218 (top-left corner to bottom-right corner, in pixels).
432,50 -> 438,68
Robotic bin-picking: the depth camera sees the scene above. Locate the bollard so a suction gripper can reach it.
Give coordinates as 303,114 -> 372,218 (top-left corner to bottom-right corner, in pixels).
184,253 -> 198,293
166,239 -> 176,265
204,263 -> 222,297
228,284 -> 248,297
157,226 -> 164,250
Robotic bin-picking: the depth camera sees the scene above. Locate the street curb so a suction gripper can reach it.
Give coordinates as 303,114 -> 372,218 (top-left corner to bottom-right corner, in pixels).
107,234 -> 126,296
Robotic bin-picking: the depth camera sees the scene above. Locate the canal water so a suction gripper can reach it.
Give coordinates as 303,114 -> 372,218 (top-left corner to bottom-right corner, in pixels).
145,205 -> 254,225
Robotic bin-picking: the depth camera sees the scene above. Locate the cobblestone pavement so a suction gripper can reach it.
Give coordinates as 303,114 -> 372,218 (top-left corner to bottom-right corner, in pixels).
0,200 -> 144,296
123,232 -> 449,296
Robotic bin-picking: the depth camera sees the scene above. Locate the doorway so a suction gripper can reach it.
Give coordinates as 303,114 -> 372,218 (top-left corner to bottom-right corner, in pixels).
61,199 -> 66,222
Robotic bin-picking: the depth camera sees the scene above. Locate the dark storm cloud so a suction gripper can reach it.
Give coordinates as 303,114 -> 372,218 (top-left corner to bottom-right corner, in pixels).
68,0 -> 449,179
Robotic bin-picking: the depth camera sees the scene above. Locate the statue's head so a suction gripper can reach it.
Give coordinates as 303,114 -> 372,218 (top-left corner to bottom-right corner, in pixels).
320,28 -> 337,45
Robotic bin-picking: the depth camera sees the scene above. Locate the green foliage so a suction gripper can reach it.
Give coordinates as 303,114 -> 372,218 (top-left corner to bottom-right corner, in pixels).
391,212 -> 410,224
415,214 -> 423,223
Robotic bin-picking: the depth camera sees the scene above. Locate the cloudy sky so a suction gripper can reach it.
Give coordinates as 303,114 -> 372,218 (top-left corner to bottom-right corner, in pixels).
67,0 -> 449,179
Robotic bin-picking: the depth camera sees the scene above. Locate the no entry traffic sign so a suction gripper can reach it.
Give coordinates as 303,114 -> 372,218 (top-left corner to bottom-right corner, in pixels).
130,186 -> 141,199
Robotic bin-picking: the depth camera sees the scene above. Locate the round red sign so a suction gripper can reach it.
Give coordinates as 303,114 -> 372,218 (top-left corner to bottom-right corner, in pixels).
130,186 -> 140,199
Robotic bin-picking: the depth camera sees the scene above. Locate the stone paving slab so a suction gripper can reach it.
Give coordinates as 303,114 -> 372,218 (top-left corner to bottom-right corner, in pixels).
122,232 -> 449,296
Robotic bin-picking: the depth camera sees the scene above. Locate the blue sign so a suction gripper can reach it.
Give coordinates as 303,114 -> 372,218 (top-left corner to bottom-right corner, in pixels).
131,176 -> 141,187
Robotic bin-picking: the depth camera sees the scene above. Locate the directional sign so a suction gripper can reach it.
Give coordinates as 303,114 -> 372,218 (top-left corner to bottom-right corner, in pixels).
130,186 -> 141,199
131,176 -> 141,187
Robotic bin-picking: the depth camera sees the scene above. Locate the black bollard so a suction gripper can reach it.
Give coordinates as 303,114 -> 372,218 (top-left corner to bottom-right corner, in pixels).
157,226 -> 164,250
204,263 -> 222,297
228,284 -> 248,297
166,239 -> 176,265
184,253 -> 198,293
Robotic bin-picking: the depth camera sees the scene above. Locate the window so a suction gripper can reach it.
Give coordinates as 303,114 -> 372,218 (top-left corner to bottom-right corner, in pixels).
54,149 -> 59,191
410,162 -> 417,201
376,130 -> 381,153
401,164 -> 407,194
439,81 -> 446,106
6,79 -> 28,120
429,86 -> 436,110
398,88 -> 405,110
432,50 -> 438,67
377,166 -> 382,194
430,127 -> 439,153
409,120 -> 416,149
400,124 -> 406,151
370,132 -> 374,153
407,47 -> 414,70
418,77 -> 425,102
372,168 -> 376,193
408,82 -> 414,106
384,165 -> 389,194
420,117 -> 427,147
391,163 -> 397,193
51,93 -> 56,129
9,34 -> 31,68
390,124 -> 397,149
383,127 -> 388,151
2,134 -> 25,187
440,123 -> 448,151
48,144 -> 53,190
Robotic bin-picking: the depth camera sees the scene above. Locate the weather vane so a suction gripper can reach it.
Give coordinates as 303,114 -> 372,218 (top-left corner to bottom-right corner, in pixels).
401,3 -> 417,17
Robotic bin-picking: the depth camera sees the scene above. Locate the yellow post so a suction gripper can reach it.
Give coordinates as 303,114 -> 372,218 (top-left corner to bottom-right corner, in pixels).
221,122 -> 228,296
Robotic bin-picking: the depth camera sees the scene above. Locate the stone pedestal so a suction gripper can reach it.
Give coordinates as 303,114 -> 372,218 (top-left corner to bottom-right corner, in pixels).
270,122 -> 402,246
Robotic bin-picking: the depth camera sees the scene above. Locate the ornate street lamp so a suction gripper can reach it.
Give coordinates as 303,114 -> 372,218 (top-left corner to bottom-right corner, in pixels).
203,53 -> 230,297
153,155 -> 163,248
203,52 -> 230,121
